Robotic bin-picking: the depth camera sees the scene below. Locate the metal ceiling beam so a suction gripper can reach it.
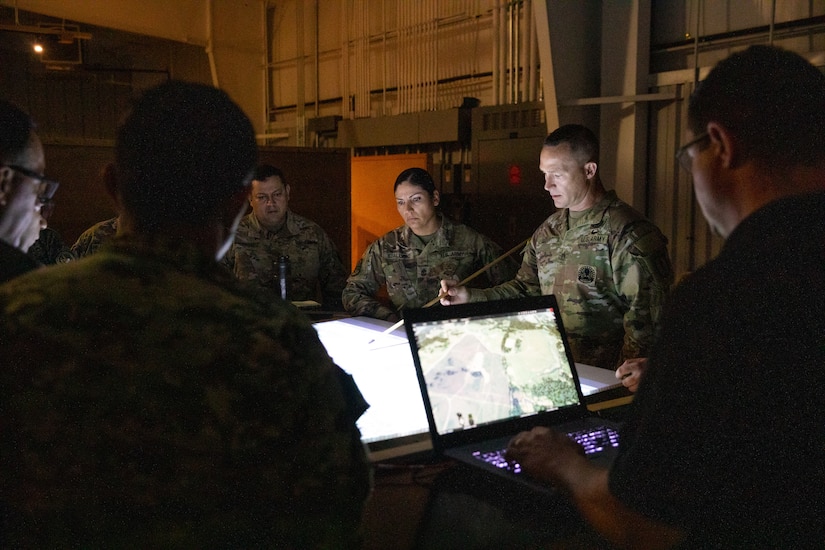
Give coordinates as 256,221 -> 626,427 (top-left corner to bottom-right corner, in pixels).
0,22 -> 92,40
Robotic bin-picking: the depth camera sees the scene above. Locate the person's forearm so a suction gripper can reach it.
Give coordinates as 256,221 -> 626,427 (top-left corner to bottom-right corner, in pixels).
341,281 -> 380,315
474,280 -> 526,301
560,463 -> 684,549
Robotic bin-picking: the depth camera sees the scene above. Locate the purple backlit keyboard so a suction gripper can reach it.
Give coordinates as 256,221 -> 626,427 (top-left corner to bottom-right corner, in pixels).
472,425 -> 620,473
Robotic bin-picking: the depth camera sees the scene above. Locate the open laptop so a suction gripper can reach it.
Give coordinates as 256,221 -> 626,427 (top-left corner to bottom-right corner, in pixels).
403,295 -> 621,490
313,316 -> 432,462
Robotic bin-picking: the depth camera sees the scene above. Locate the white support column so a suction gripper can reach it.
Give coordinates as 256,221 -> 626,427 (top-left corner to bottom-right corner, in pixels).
600,0 -> 651,211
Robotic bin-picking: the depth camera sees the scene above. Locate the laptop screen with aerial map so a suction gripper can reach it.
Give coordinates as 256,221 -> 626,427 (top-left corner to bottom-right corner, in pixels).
404,295 -> 588,445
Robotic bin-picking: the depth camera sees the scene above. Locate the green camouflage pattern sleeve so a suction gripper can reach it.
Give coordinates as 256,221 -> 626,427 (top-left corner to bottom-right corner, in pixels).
70,216 -> 119,258
343,216 -> 519,320
342,234 -> 398,320
476,191 -> 673,370
612,219 -> 674,362
471,234 -> 544,302
224,212 -> 348,308
0,235 -> 371,548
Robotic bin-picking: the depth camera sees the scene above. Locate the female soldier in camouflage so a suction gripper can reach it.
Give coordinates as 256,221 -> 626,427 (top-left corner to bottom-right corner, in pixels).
343,167 -> 518,321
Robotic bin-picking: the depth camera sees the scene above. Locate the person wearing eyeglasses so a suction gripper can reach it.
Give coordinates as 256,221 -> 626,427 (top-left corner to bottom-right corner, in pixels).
26,180 -> 75,266
222,164 -> 349,310
505,45 -> 825,549
0,98 -> 59,282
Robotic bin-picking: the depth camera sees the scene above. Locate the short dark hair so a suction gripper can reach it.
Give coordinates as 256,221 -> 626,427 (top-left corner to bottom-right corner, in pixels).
115,80 -> 257,230
254,164 -> 285,183
544,124 -> 599,164
689,45 -> 825,166
394,167 -> 436,196
0,99 -> 36,165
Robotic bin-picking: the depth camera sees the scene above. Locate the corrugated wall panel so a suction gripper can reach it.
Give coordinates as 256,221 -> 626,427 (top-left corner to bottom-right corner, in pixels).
648,79 -> 724,281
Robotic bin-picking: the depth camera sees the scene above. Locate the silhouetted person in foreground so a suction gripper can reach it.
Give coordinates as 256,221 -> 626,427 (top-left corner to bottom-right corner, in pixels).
506,45 -> 825,549
0,80 -> 371,548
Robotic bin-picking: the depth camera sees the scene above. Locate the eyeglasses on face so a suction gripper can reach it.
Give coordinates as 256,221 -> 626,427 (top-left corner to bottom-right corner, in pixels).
675,132 -> 710,173
254,193 -> 285,204
3,164 -> 60,205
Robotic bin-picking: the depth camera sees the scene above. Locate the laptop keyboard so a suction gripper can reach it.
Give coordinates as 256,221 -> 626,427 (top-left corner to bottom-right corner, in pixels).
472,425 -> 620,474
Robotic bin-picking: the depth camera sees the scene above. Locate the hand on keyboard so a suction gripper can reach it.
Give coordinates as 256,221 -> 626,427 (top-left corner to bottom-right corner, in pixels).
474,426 -> 619,476
501,426 -> 613,486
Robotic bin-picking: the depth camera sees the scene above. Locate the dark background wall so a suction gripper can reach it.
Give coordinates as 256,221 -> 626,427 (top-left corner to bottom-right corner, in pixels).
258,147 -> 351,269
45,144 -> 117,245
44,144 -> 351,270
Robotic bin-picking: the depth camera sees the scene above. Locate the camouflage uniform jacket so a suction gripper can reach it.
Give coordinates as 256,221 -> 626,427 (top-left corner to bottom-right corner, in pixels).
222,211 -> 348,309
70,216 -> 119,258
470,191 -> 673,369
0,234 -> 371,548
343,214 -> 519,320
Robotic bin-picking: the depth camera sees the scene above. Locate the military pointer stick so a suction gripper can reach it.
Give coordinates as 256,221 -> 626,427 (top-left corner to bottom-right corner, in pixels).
367,237 -> 530,344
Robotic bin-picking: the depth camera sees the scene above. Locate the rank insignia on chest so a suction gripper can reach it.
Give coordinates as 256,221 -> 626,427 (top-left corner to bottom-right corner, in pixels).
577,265 -> 597,284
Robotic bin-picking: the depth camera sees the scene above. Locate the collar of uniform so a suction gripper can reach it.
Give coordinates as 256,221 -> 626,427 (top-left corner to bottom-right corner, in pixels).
401,213 -> 453,248
105,233 -> 231,282
248,209 -> 299,237
565,189 -> 618,229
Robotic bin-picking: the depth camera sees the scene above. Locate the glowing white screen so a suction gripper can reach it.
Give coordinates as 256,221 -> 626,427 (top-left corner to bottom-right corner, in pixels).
576,363 -> 622,395
313,318 -> 431,447
579,382 -> 599,395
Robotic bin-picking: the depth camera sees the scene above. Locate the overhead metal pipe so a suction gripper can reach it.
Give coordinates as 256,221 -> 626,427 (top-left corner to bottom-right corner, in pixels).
498,0 -> 507,104
360,0 -> 367,117
431,0 -> 437,110
492,0 -> 500,104
341,0 -> 350,119
315,0 -> 320,118
507,0 -> 512,103
692,0 -> 701,86
262,1 -> 270,134
514,0 -> 520,103
399,0 -> 405,114
382,0 -> 387,115
296,0 -> 305,143
527,0 -> 537,101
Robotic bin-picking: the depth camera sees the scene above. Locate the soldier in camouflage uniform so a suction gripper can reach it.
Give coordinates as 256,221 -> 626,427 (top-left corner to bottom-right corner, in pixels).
442,125 -> 673,371
71,215 -> 119,257
343,167 -> 519,321
0,81 -> 371,548
222,164 -> 348,310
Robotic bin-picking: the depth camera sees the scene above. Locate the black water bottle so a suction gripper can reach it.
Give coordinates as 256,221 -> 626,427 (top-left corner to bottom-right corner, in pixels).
278,255 -> 290,301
